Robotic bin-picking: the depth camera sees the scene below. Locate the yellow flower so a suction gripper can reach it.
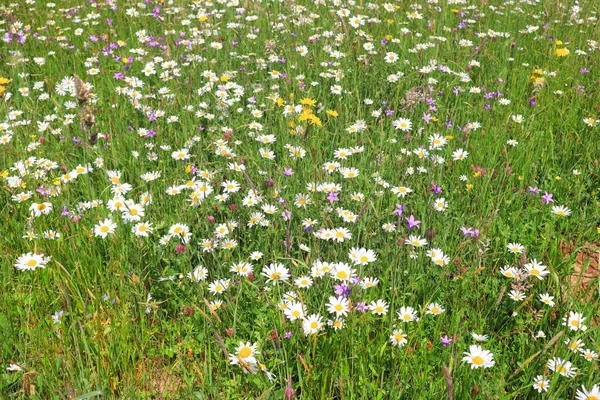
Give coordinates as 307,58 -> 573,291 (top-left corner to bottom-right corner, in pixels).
185,165 -> 192,174
310,116 -> 322,127
220,75 -> 229,82
555,176 -> 561,181
445,135 -> 453,140
555,48 -> 569,57
533,69 -> 543,75
300,97 -> 316,107
198,15 -> 208,22
0,86 -> 4,97
0,170 -> 8,178
466,183 -> 473,192
555,40 -> 563,45
0,77 -> 9,85
326,110 -> 339,117
276,97 -> 285,107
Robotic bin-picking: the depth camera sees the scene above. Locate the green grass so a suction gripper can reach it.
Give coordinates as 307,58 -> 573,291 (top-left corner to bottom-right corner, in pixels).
0,0 -> 599,398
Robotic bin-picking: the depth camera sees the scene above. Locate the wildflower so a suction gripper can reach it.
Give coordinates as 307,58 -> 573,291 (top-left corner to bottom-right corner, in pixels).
541,192 -> 554,204
576,385 -> 600,400
440,335 -> 452,347
521,259 -> 547,280
426,303 -> 445,315
230,342 -> 259,366
302,314 -> 324,335
507,243 -> 525,254
14,252 -> 51,271
405,235 -> 427,247
397,306 -> 419,322
562,311 -> 587,331
262,263 -> 291,284
551,205 -> 572,216
539,293 -> 555,306
406,215 -> 421,230
547,357 -> 576,377
392,203 -> 404,216
462,345 -> 495,369
390,329 -> 408,347
532,375 -> 549,393
369,299 -> 389,315
471,333 -> 488,342
579,349 -> 598,362
327,296 -> 350,317
565,338 -> 584,352
94,218 -> 117,238
29,202 -> 53,217
348,247 -> 377,266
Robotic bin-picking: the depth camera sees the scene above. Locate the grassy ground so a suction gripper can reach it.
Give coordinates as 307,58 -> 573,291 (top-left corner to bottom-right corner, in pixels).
0,0 -> 599,398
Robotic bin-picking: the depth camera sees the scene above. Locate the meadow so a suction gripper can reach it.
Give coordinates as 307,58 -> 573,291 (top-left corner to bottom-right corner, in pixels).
1,0 -> 599,398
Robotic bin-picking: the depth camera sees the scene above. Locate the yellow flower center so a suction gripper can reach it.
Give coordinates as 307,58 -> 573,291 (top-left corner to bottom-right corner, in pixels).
472,356 -> 484,365
27,260 -> 37,267
310,321 -> 318,329
335,304 -> 343,312
403,314 -> 411,321
337,271 -> 348,280
100,226 -> 110,233
239,347 -> 252,358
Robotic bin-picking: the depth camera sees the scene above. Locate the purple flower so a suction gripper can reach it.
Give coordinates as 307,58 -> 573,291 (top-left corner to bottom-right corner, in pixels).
281,210 -> 292,221
327,191 -> 339,204
385,109 -> 394,116
284,332 -> 293,339
528,186 -> 540,195
460,226 -> 474,237
441,335 -> 452,346
392,204 -> 404,216
541,192 -> 554,204
283,168 -> 294,177
406,214 -> 421,230
355,301 -> 368,313
431,183 -> 442,195
61,206 -> 70,216
422,113 -> 433,124
334,284 -> 351,297
580,68 -> 590,74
